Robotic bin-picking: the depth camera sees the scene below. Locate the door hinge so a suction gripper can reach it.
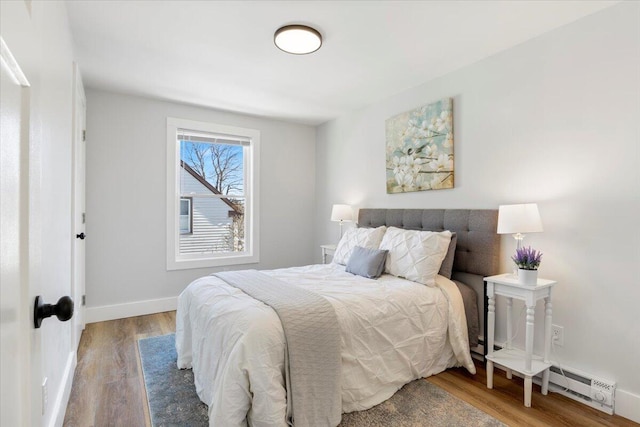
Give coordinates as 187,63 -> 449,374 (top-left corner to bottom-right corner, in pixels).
82,130 -> 86,141
82,295 -> 86,306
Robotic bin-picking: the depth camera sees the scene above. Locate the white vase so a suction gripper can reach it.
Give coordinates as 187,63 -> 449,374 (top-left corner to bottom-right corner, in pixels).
518,269 -> 538,286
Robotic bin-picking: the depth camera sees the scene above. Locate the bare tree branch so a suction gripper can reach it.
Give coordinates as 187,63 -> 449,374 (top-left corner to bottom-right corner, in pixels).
183,143 -> 210,181
209,143 -> 243,194
182,140 -> 243,195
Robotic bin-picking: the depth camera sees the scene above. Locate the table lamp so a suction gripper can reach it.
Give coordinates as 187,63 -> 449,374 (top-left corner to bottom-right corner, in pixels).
331,204 -> 353,240
497,203 -> 543,250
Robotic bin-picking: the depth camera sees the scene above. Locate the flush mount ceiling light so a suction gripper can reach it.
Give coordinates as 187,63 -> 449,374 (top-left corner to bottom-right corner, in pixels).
274,25 -> 322,55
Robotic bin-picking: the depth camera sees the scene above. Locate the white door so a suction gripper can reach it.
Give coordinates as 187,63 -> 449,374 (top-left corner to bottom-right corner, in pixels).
0,36 -> 37,426
71,63 -> 86,350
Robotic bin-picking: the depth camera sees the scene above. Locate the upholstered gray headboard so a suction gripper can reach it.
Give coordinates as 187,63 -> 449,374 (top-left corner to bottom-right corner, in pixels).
357,209 -> 500,277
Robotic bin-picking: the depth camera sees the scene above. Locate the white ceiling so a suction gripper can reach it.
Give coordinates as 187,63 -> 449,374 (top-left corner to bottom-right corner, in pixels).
66,1 -> 617,125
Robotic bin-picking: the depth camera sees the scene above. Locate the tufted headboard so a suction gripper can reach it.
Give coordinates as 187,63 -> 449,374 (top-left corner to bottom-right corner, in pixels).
357,209 -> 500,277
358,209 -> 500,344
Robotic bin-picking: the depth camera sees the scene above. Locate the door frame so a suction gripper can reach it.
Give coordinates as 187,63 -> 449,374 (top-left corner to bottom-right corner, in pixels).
70,62 -> 86,351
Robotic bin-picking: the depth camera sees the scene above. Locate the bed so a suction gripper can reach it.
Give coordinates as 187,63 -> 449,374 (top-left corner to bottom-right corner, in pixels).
176,208 -> 500,427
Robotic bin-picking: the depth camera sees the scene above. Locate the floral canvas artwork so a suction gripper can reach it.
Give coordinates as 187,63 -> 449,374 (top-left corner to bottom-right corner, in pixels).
385,98 -> 454,193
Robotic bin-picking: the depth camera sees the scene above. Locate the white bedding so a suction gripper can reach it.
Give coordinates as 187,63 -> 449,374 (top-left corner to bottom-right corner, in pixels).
176,263 -> 476,427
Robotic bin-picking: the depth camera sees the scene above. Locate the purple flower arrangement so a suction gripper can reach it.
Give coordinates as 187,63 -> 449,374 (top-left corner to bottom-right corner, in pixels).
511,246 -> 543,271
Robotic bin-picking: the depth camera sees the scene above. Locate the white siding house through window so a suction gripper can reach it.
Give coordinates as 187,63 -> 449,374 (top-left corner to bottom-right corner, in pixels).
179,163 -> 241,254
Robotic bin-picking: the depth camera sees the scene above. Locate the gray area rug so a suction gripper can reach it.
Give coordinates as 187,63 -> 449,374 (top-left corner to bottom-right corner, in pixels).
139,334 -> 208,426
139,334 -> 504,427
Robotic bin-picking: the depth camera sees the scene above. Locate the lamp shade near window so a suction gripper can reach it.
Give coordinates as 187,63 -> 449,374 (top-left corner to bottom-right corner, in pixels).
331,204 -> 353,241
497,203 -> 543,249
331,204 -> 353,223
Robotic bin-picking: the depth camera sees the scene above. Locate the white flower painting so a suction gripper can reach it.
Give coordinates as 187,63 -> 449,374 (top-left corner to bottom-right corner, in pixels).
385,98 -> 454,193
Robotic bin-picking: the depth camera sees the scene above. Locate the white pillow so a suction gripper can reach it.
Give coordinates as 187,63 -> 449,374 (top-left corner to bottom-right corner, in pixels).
332,226 -> 387,266
379,227 -> 452,287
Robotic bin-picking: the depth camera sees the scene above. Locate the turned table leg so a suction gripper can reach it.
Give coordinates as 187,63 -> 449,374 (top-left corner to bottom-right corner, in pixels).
506,297 -> 513,379
487,360 -> 494,389
542,369 -> 550,395
524,375 -> 533,407
486,292 -> 496,389
542,296 -> 553,395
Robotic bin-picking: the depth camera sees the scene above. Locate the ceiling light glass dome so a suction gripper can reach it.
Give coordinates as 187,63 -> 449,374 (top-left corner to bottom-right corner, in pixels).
274,25 -> 322,55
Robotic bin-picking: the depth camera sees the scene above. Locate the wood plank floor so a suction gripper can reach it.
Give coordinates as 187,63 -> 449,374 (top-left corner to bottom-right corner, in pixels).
63,312 -> 637,427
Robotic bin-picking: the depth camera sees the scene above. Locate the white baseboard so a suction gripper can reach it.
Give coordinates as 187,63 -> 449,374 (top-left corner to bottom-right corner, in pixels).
85,296 -> 178,323
49,351 -> 76,427
615,389 -> 640,423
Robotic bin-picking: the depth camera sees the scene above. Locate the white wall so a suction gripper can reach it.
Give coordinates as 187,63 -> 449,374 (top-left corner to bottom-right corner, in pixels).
1,1 -> 77,426
315,2 -> 639,420
85,90 -> 316,315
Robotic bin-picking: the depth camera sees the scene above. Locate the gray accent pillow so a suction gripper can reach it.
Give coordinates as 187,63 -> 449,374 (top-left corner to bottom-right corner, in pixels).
346,246 -> 389,279
438,232 -> 457,279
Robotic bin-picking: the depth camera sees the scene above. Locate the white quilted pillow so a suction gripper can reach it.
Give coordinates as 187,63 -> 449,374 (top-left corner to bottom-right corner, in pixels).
379,227 -> 452,286
332,226 -> 387,266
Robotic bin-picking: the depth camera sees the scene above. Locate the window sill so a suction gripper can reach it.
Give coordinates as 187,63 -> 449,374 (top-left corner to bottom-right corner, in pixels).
166,253 -> 259,271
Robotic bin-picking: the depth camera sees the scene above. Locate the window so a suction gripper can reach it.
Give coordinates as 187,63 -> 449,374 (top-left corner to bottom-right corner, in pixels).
167,118 -> 260,270
180,198 -> 192,234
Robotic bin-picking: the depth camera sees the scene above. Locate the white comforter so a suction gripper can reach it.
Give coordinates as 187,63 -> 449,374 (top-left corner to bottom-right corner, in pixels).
176,263 -> 476,427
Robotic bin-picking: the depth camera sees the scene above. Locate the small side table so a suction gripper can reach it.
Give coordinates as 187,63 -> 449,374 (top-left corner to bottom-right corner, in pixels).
484,273 -> 557,407
320,244 -> 337,264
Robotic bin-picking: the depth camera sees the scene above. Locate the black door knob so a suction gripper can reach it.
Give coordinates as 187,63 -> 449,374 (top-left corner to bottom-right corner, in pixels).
34,296 -> 74,328
76,232 -> 86,240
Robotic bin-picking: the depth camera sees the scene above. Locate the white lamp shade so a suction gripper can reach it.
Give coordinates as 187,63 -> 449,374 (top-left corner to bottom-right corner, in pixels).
331,204 -> 353,222
497,203 -> 543,234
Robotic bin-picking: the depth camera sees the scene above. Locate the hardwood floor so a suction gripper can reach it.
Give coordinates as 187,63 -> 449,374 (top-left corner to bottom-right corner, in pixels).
429,365 -> 637,427
64,312 -> 175,427
63,312 -> 637,427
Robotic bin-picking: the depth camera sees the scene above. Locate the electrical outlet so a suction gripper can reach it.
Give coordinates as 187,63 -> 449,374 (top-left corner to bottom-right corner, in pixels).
552,324 -> 564,346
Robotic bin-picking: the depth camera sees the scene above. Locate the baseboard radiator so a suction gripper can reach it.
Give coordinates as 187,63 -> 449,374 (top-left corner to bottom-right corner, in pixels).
541,365 -> 615,415
472,341 -> 616,414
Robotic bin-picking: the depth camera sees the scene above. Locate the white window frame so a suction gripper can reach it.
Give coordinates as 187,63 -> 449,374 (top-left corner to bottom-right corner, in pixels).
166,117 -> 260,270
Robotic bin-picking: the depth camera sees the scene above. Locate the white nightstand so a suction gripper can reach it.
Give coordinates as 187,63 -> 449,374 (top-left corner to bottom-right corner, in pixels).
320,244 -> 337,264
484,273 -> 557,407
